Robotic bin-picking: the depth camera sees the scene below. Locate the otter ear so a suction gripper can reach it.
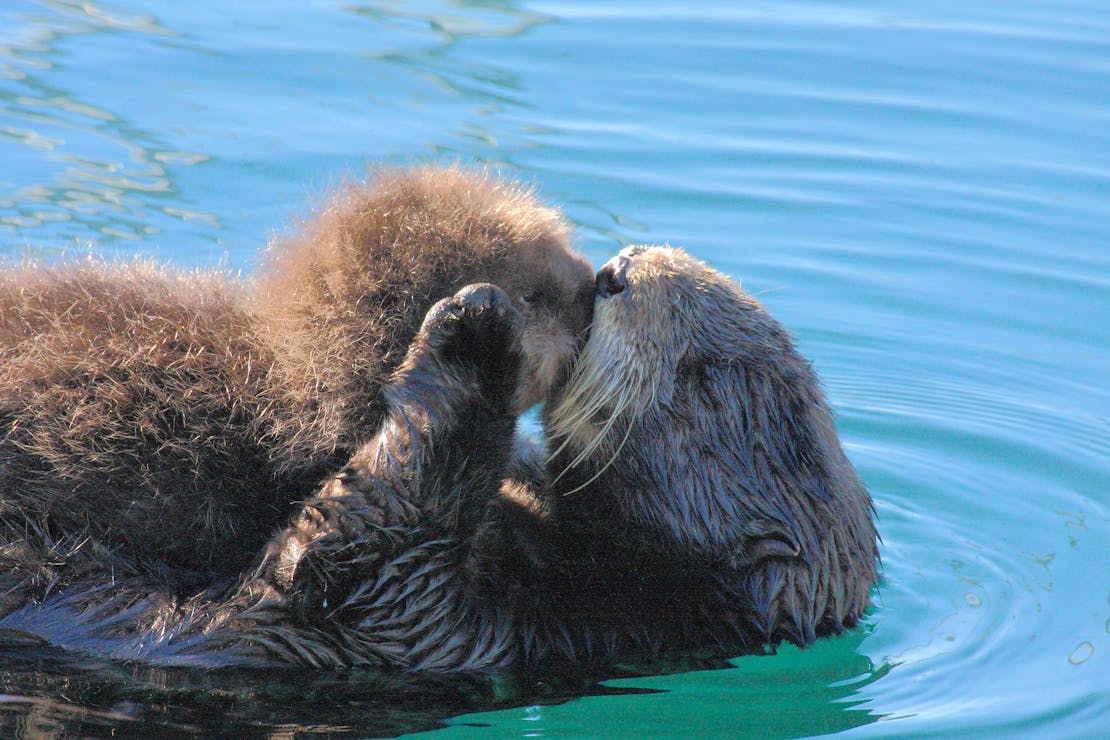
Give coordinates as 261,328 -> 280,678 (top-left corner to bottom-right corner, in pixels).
748,532 -> 801,562
730,521 -> 802,567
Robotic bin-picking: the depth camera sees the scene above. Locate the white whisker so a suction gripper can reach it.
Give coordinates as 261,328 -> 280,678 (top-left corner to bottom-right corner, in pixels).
559,412 -> 636,497
544,313 -> 662,493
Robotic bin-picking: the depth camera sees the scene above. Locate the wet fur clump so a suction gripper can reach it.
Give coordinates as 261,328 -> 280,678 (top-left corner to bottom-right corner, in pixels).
0,166 -> 594,576
0,248 -> 877,673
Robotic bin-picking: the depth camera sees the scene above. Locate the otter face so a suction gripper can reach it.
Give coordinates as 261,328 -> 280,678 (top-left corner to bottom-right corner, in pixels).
490,241 -> 595,413
547,245 -> 775,467
546,245 -> 841,556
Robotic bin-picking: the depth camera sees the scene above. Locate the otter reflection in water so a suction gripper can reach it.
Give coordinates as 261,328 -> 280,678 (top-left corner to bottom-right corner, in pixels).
2,245 -> 877,671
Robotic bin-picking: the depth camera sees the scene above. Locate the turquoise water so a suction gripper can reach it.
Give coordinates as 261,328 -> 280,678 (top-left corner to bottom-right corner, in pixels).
1,0 -> 1108,737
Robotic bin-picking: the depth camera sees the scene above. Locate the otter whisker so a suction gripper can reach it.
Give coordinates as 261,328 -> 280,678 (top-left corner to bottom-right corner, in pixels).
545,341 -> 619,462
547,369 -> 620,461
565,374 -> 636,470
549,358 -> 646,489
557,407 -> 637,497
552,403 -> 617,479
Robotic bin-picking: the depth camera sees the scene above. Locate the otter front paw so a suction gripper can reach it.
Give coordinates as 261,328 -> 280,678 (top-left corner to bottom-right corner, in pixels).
420,283 -> 523,373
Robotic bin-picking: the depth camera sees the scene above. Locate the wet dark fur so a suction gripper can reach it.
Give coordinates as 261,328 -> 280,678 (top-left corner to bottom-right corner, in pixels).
536,246 -> 878,656
1,249 -> 877,672
0,166 -> 594,576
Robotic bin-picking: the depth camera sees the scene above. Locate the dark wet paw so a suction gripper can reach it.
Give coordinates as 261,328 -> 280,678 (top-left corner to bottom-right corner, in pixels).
421,283 -> 523,365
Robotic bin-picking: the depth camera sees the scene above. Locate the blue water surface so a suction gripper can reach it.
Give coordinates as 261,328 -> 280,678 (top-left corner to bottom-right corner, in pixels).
1,0 -> 1108,737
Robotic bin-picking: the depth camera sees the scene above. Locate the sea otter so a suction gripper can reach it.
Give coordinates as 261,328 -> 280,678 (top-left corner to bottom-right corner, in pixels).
534,246 -> 878,657
0,166 -> 594,579
0,247 -> 877,670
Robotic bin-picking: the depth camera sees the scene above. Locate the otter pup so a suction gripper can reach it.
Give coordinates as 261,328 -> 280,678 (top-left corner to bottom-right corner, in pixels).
1,247 -> 875,671
0,166 -> 594,578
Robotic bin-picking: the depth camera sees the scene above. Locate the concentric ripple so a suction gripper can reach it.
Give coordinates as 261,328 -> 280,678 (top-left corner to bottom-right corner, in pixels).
1,0 -> 1108,737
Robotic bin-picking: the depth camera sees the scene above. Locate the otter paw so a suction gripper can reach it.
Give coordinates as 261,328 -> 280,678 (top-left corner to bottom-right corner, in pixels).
421,283 -> 523,366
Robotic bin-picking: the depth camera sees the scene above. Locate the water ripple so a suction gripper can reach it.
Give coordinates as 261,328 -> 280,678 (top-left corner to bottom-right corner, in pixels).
1,0 -> 1109,736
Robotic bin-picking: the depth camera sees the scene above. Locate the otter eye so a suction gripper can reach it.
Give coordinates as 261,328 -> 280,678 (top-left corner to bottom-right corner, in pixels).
521,290 -> 539,306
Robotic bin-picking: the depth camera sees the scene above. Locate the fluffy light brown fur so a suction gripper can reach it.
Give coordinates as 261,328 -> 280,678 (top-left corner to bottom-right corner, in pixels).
254,165 -> 594,471
0,166 -> 594,576
0,260 -> 274,575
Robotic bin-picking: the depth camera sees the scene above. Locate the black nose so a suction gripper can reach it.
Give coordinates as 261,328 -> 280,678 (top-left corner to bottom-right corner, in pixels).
596,256 -> 629,298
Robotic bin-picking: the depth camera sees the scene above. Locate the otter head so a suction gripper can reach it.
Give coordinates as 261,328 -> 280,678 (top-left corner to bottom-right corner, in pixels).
546,245 -> 876,592
256,166 -> 595,461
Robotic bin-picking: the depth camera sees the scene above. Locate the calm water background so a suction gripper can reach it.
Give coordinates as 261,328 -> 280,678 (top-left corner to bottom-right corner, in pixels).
1,0 -> 1108,737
